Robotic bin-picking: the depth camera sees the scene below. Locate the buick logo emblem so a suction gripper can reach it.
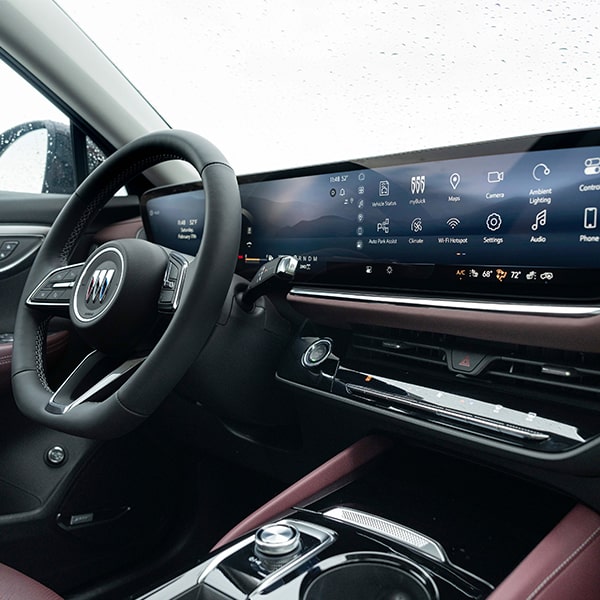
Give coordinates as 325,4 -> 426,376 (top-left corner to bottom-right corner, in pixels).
85,269 -> 115,304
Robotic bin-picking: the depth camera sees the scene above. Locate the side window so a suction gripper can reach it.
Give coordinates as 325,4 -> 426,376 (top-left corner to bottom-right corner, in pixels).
0,58 -> 107,194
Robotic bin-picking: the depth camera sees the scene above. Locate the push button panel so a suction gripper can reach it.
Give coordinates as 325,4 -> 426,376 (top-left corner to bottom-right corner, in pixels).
27,264 -> 84,307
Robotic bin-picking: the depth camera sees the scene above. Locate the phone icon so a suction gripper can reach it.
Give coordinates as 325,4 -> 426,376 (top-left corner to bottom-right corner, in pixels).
584,207 -> 598,230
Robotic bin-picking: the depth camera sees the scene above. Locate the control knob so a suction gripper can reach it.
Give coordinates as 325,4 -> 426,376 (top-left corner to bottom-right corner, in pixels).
254,523 -> 301,557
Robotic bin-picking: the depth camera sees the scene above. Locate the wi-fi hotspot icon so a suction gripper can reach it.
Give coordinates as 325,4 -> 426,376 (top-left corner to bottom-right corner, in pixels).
446,217 -> 461,229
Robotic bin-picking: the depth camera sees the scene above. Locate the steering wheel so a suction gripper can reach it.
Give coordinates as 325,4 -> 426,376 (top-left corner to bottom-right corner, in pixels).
11,130 -> 241,438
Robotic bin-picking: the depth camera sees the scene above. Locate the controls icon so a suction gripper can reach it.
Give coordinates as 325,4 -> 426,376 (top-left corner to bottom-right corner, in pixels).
584,207 -> 598,229
379,180 -> 390,196
531,209 -> 547,231
584,157 -> 600,176
450,173 -> 461,190
488,171 -> 504,184
486,212 -> 502,231
410,217 -> 423,233
447,217 -> 461,229
532,163 -> 551,181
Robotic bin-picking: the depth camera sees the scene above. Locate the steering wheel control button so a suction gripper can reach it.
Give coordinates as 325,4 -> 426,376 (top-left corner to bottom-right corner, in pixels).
255,523 -> 301,557
159,253 -> 188,313
45,446 -> 67,467
302,339 -> 333,369
27,263 -> 84,307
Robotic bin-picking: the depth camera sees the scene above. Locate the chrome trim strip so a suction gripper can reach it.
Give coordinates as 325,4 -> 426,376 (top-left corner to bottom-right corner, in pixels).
324,507 -> 446,563
47,353 -> 146,414
289,287 -> 600,317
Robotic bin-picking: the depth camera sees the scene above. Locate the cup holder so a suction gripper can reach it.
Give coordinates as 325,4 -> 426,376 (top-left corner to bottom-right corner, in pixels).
302,554 -> 438,600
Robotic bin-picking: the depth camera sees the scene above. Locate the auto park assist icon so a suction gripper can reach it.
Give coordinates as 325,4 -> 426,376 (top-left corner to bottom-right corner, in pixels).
85,269 -> 115,304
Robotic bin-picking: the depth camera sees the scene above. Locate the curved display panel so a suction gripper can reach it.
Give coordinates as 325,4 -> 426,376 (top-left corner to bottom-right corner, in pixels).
142,128 -> 600,301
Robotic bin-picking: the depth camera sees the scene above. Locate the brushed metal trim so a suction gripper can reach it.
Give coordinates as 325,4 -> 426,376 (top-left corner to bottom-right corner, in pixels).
289,287 -> 600,317
324,507 -> 446,562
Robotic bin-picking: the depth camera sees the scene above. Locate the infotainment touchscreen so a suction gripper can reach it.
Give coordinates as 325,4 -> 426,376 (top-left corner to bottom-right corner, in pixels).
142,129 -> 600,301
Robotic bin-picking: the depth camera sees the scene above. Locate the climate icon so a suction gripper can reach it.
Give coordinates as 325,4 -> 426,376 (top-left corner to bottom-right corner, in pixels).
446,217 -> 461,229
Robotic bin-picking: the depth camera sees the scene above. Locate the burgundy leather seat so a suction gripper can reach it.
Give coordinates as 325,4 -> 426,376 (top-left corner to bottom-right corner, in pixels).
0,563 -> 62,600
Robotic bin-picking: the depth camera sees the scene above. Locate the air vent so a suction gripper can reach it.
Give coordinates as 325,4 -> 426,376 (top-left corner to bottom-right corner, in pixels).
349,326 -> 600,403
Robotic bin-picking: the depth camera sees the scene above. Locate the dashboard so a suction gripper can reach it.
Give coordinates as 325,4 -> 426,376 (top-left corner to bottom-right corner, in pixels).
142,128 -> 600,303
139,128 -> 600,487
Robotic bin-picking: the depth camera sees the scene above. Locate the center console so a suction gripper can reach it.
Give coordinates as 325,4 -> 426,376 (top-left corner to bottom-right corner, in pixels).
137,438 -> 574,600
140,510 -> 491,600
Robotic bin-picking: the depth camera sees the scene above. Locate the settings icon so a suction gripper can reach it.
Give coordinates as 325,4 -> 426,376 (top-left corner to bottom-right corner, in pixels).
486,212 -> 502,232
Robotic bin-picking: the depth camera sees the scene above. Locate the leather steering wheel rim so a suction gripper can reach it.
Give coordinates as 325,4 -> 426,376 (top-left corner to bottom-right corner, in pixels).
11,129 -> 241,438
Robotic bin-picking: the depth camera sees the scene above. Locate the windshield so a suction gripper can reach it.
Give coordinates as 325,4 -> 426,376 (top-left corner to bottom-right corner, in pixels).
56,1 -> 599,175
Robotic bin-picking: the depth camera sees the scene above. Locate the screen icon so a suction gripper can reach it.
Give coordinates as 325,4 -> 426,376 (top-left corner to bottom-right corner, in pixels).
446,217 -> 461,229
450,173 -> 461,190
531,209 -> 547,231
379,180 -> 390,196
532,163 -> 551,181
584,157 -> 600,176
584,207 -> 598,229
486,212 -> 502,231
411,217 -> 423,233
377,218 -> 390,234
488,171 -> 504,183
411,175 -> 426,195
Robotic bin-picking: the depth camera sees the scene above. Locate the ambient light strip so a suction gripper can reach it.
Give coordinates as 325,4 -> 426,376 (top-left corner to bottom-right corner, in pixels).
289,287 -> 600,318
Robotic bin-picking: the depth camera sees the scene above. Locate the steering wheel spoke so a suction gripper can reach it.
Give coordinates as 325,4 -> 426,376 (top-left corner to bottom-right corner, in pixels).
26,262 -> 85,314
46,352 -> 146,415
